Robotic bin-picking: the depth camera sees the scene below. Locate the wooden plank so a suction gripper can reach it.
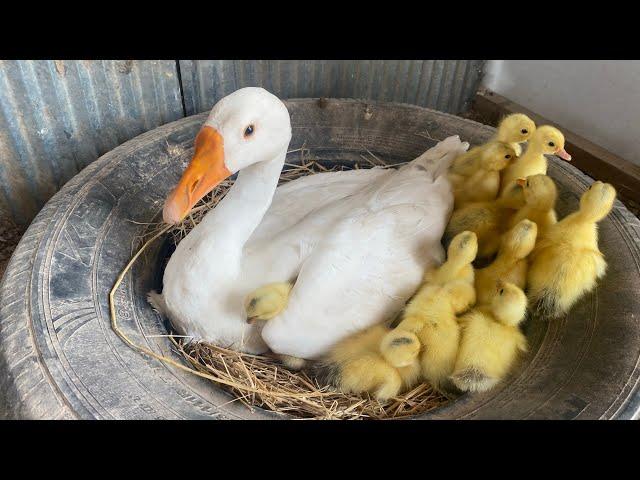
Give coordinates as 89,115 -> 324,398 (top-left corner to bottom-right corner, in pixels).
472,90 -> 640,205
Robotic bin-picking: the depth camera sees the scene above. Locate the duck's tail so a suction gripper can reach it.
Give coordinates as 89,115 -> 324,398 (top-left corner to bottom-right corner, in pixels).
147,290 -> 168,317
409,135 -> 469,180
450,366 -> 497,393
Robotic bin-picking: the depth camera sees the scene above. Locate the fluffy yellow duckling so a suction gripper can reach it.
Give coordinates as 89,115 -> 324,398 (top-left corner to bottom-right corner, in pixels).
451,281 -> 528,393
450,141 -> 516,178
527,181 -> 616,318
449,112 -> 534,176
422,230 -> 477,286
381,231 -> 478,391
507,174 -> 558,235
245,282 -> 293,323
449,142 -> 516,207
383,281 -> 476,392
444,184 -> 525,258
244,282 -> 306,370
491,113 -> 537,156
500,125 -> 572,196
317,324 -> 422,402
475,219 -> 538,305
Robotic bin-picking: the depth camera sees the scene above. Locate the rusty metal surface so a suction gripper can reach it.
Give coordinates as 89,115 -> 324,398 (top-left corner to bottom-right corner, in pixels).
179,60 -> 486,116
0,60 -> 184,224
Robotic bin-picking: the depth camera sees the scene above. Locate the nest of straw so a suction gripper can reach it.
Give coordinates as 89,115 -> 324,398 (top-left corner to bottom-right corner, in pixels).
156,147 -> 451,419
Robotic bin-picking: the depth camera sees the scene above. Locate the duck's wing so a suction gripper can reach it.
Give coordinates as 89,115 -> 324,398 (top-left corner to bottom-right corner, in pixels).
246,167 -> 392,247
260,200 -> 450,359
259,137 -> 465,359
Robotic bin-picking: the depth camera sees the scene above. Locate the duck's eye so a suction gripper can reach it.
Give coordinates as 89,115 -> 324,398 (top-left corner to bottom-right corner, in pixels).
244,125 -> 255,138
548,141 -> 555,147
505,154 -> 511,159
521,129 -> 528,134
526,180 -> 530,187
499,288 -> 504,295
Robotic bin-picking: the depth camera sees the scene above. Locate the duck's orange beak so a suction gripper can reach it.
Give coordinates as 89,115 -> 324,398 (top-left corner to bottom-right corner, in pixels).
555,147 -> 572,161
516,178 -> 527,187
163,126 -> 232,225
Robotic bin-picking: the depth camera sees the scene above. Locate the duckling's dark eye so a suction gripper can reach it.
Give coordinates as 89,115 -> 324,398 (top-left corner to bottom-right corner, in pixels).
244,125 -> 255,138
505,154 -> 511,159
521,129 -> 528,134
499,288 -> 504,295
548,141 -> 555,147
526,180 -> 530,187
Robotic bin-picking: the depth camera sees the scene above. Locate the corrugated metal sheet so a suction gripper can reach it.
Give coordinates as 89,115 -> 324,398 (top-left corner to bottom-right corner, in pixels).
0,60 -> 184,223
179,60 -> 486,116
0,60 -> 486,224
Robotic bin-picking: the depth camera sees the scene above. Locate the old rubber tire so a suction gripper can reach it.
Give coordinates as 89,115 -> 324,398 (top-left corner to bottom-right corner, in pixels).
1,99 -> 639,420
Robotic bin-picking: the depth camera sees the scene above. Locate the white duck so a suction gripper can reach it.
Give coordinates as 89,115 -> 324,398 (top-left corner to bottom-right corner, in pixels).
154,87 -> 467,360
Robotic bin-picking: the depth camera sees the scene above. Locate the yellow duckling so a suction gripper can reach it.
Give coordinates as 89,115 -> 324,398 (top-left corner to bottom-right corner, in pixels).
380,231 -> 478,391
244,282 -> 307,370
500,125 -> 572,196
527,181 -> 616,318
491,113 -> 537,156
507,174 -> 558,235
382,281 -> 476,392
422,230 -> 477,285
450,112 -> 535,176
444,183 -> 525,258
245,282 -> 293,323
449,142 -> 516,207
450,141 -> 516,178
451,281 -> 528,393
317,324 -> 422,402
475,219 -> 538,305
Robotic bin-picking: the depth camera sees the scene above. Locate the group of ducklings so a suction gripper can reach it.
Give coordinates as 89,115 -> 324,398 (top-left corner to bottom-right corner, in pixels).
319,113 -> 618,401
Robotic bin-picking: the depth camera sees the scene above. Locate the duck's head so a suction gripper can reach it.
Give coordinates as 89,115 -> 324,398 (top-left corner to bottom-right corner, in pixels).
500,219 -> 538,260
531,125 -> 572,161
480,142 -> 517,171
447,231 -> 478,265
579,181 -> 617,222
498,113 -> 536,144
516,174 -> 558,210
163,87 -> 292,224
490,281 -> 527,326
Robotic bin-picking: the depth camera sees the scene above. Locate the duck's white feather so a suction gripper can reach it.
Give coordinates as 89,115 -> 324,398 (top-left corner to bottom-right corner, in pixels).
162,97 -> 466,356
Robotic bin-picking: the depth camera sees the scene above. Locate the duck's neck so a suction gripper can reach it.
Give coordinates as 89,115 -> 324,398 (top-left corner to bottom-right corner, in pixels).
195,148 -> 286,249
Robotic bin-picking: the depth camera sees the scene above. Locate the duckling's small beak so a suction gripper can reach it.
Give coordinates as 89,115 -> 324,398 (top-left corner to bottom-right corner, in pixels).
516,178 -> 527,187
163,126 -> 231,225
555,148 -> 572,161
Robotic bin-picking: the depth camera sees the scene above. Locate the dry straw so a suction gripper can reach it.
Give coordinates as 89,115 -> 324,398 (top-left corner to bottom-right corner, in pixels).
110,146 -> 450,419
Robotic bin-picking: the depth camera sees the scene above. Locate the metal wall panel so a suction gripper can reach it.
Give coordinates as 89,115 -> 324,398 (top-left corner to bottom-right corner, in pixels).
0,60 -> 184,223
0,59 -> 486,224
179,60 -> 486,116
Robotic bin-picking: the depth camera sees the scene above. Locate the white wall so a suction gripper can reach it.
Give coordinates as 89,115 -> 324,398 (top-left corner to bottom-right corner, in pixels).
482,60 -> 640,165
